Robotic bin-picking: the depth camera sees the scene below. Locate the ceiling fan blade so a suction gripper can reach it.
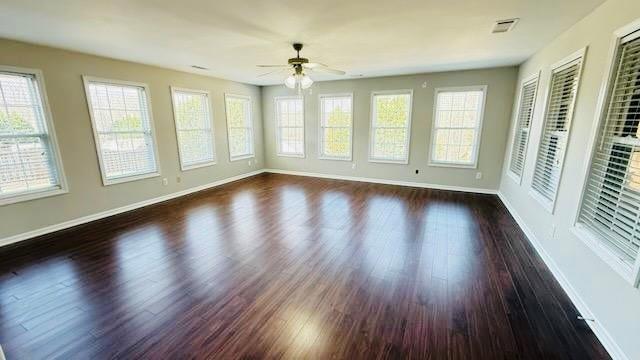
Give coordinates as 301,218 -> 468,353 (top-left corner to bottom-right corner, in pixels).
256,64 -> 290,68
308,67 -> 346,75
303,62 -> 328,69
257,68 -> 290,77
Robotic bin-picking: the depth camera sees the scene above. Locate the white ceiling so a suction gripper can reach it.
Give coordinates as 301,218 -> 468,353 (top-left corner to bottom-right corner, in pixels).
0,0 -> 605,85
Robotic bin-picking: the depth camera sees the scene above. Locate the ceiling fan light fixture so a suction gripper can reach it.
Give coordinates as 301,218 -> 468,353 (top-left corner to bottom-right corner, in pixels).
284,74 -> 297,89
300,74 -> 313,89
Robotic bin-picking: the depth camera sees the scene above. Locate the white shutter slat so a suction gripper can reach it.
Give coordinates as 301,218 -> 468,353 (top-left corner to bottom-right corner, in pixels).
509,78 -> 538,177
531,58 -> 583,204
579,35 -> 640,266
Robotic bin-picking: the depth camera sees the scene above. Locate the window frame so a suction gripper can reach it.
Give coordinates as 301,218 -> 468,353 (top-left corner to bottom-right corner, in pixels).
170,87 -> 216,171
82,76 -> 161,186
274,95 -> 305,158
428,85 -> 488,169
368,89 -> 414,164
224,93 -> 255,162
572,21 -> 640,286
0,65 -> 68,206
507,72 -> 540,184
529,47 -> 587,213
318,92 -> 354,161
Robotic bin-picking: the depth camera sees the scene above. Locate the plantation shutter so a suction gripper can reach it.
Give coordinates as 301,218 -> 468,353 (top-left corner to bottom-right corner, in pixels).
578,34 -> 640,266
531,57 -> 583,203
509,78 -> 538,178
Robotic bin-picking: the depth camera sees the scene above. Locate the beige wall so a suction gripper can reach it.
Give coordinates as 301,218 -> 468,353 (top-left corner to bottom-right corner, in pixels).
499,1 -> 640,359
262,68 -> 518,190
0,39 -> 264,240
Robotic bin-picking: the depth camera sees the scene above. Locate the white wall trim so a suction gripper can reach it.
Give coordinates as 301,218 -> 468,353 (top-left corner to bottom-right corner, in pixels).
497,191 -> 629,360
0,170 -> 265,248
265,168 -> 497,194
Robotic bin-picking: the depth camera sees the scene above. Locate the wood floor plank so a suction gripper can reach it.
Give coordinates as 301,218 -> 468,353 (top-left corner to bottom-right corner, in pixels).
0,173 -> 609,359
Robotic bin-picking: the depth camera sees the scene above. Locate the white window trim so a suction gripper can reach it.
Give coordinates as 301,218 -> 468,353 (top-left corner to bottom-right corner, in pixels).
170,87 -> 216,171
0,65 -> 68,206
318,92 -> 354,162
529,47 -> 587,213
571,20 -> 640,287
82,76 -> 161,186
428,85 -> 487,169
368,89 -> 413,165
224,93 -> 255,162
274,95 -> 305,158
507,72 -> 540,185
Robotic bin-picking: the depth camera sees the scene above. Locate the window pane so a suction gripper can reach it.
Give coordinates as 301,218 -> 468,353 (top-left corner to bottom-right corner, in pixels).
431,88 -> 485,166
370,92 -> 411,162
275,97 -> 304,156
86,80 -> 157,182
225,95 -> 253,159
0,72 -> 61,198
374,94 -> 409,127
172,90 -> 215,168
320,94 -> 353,159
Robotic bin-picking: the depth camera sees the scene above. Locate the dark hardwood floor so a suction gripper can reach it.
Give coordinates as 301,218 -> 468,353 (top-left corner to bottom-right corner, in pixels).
0,173 -> 609,359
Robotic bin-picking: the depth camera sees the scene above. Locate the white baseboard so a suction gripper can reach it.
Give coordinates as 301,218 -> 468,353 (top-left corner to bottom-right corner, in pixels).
265,169 -> 498,195
0,170 -> 265,248
497,191 -> 628,360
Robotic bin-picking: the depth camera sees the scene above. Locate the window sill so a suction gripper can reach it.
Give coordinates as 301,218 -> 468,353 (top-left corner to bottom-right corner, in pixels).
507,171 -> 523,185
528,189 -> 556,213
570,224 -> 638,286
181,161 -> 217,171
368,158 -> 409,165
229,154 -> 255,162
103,172 -> 160,186
276,153 -> 305,159
0,187 -> 68,207
318,156 -> 352,162
428,161 -> 477,169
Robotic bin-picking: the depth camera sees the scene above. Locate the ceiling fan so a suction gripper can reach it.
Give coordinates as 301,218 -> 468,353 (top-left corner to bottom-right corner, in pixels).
257,43 -> 346,91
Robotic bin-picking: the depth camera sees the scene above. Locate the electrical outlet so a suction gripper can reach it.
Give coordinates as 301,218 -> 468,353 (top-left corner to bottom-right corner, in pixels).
352,163 -> 356,169
162,178 -> 168,186
422,81 -> 427,88
475,172 -> 482,180
247,160 -> 252,166
176,176 -> 182,183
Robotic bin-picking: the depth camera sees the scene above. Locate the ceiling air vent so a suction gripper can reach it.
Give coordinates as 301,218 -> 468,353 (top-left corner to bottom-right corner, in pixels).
492,18 -> 519,33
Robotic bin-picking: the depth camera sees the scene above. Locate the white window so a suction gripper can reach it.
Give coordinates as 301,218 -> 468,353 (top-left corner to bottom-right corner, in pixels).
224,94 -> 254,161
369,90 -> 413,164
171,87 -> 216,170
430,86 -> 486,168
0,66 -> 66,205
508,76 -> 539,182
531,49 -> 585,211
577,30 -> 640,283
83,76 -> 160,185
319,93 -> 353,161
275,96 -> 304,157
